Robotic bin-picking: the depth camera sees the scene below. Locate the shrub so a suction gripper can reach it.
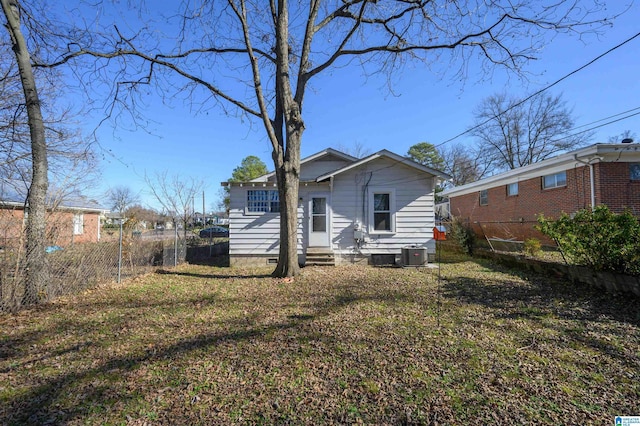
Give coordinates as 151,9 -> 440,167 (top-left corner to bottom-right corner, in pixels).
537,206 -> 640,275
449,216 -> 476,255
523,238 -> 541,257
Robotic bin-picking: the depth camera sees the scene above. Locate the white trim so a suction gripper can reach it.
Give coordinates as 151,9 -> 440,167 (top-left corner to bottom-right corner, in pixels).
368,187 -> 396,234
244,188 -> 281,215
247,148 -> 358,182
442,143 -> 640,198
317,149 -> 452,182
308,192 -> 331,247
73,213 -> 84,235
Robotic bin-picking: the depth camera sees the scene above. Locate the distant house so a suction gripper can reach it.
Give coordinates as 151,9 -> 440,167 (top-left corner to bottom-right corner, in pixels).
441,142 -> 640,242
0,182 -> 108,248
223,148 -> 451,266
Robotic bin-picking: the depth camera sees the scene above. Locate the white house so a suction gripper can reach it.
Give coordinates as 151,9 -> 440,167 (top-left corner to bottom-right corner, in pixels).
223,148 -> 451,266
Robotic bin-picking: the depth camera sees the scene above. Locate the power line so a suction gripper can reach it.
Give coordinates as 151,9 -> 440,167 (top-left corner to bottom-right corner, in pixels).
435,30 -> 640,148
569,105 -> 640,130
550,110 -> 640,143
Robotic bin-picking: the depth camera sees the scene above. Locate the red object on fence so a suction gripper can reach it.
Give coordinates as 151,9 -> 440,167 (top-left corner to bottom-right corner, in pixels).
433,226 -> 447,241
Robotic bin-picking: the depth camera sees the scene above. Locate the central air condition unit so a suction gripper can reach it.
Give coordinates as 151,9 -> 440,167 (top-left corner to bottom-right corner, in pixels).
401,245 -> 427,267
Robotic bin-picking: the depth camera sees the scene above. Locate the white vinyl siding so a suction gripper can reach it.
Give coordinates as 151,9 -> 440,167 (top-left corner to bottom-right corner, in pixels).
228,155 -> 439,260
330,157 -> 437,256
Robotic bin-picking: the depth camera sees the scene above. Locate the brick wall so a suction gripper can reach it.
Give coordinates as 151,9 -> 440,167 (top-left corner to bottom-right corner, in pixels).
0,208 -> 101,247
450,161 -> 640,242
595,162 -> 640,215
449,166 -> 592,242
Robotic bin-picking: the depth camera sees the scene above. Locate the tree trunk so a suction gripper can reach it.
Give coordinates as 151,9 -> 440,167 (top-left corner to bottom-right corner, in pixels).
271,134 -> 301,278
1,0 -> 50,304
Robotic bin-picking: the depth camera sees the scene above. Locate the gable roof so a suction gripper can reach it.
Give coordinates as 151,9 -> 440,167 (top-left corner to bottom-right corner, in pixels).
441,142 -> 640,198
315,149 -> 452,182
249,148 -> 358,182
222,147 -> 452,186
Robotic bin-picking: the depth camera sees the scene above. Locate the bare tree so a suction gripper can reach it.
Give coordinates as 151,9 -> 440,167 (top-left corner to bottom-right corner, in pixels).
1,31 -> 98,210
40,0 -> 618,277
439,143 -> 487,187
608,130 -> 637,143
470,92 -> 593,174
144,171 -> 205,239
335,141 -> 372,159
1,0 -> 50,304
106,185 -> 140,215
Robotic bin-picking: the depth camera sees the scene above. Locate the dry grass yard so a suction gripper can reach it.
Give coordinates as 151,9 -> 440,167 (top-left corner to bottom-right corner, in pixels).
1,251 -> 638,425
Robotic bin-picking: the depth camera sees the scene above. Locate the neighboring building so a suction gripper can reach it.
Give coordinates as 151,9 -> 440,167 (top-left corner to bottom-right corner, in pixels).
0,183 -> 107,248
441,142 -> 640,242
223,148 -> 451,266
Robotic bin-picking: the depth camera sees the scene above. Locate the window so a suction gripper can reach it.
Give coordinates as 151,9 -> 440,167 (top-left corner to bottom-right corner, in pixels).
369,188 -> 395,233
374,193 -> 391,231
506,182 -> 519,196
73,213 -> 84,235
479,189 -> 488,206
247,190 -> 280,213
542,171 -> 567,189
630,163 -> 640,181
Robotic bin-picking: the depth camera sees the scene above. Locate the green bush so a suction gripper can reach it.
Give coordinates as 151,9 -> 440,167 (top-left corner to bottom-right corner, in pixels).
537,206 -> 640,275
523,238 -> 541,257
449,217 -> 476,255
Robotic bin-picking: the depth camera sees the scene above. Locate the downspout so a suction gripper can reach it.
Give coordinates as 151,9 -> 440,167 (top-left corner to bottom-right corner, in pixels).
574,155 -> 598,210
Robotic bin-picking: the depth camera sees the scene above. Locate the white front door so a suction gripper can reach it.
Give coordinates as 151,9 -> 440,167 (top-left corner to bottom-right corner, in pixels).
309,194 -> 330,247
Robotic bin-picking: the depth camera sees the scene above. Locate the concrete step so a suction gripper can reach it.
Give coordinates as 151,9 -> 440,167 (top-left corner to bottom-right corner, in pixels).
305,249 -> 335,266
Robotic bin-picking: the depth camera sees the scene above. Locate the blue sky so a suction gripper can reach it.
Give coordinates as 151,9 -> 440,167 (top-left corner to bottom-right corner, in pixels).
82,2 -> 640,213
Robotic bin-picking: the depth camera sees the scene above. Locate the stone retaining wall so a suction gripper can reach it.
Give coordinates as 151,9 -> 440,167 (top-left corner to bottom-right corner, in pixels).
475,249 -> 640,298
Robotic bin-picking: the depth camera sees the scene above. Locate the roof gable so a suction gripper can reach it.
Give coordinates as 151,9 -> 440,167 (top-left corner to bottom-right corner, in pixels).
246,148 -> 358,182
315,149 -> 452,181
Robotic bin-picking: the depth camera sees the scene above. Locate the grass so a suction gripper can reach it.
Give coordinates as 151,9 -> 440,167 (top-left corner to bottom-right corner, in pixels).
0,250 -> 638,425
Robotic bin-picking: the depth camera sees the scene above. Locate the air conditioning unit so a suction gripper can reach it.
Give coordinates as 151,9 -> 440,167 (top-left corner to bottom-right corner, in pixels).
401,245 -> 427,267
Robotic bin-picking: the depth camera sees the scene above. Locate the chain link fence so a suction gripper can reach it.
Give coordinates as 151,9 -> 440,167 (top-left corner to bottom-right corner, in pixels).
0,226 -> 189,312
440,217 -> 561,255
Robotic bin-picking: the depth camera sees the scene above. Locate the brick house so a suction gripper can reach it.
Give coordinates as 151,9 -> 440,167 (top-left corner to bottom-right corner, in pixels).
0,184 -> 107,248
441,142 -> 640,243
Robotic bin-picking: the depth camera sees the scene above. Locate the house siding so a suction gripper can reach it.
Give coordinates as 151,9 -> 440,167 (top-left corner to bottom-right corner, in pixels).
299,160 -> 352,181
227,150 -> 444,266
329,157 -> 436,259
228,182 -> 330,264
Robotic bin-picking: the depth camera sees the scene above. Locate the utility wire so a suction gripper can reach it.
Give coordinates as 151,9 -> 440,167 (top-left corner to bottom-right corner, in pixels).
569,105 -> 640,130
435,30 -> 640,148
550,110 -> 640,143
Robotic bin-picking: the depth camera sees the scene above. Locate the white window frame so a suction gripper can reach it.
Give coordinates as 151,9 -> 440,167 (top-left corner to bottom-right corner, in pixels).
479,189 -> 488,206
368,187 -> 396,234
73,213 -> 84,235
506,182 -> 519,196
542,171 -> 567,189
245,189 -> 280,215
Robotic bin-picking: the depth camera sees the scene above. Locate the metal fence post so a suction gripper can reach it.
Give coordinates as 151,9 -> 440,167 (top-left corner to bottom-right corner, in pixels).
174,225 -> 178,267
117,219 -> 123,283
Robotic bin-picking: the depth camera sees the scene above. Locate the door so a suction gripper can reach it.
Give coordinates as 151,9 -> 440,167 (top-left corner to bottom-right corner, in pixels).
309,195 -> 330,247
